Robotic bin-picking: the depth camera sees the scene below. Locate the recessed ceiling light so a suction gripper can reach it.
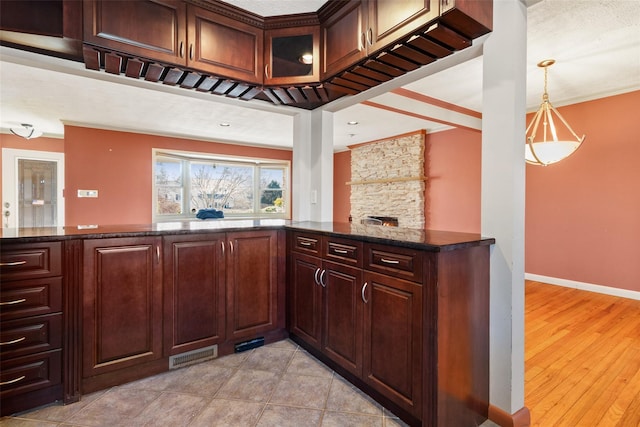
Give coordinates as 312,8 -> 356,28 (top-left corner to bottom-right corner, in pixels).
347,121 -> 358,125
219,122 -> 230,127
299,53 -> 313,65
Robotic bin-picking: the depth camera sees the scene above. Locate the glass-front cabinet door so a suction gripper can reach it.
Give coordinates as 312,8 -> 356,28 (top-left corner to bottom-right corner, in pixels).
264,25 -> 320,86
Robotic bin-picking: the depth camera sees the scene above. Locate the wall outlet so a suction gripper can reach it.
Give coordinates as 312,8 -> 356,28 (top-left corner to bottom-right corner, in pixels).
78,189 -> 98,198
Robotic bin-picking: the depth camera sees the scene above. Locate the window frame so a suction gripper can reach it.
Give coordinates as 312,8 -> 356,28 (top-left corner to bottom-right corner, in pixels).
152,148 -> 290,222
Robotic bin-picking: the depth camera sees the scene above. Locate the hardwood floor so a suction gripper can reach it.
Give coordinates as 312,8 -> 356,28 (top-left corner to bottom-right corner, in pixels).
526,280 -> 640,427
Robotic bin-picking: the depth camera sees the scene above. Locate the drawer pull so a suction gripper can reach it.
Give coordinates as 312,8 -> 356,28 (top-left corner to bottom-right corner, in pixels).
334,248 -> 348,254
0,298 -> 26,306
0,336 -> 26,346
0,260 -> 27,266
299,240 -> 313,246
314,268 -> 321,285
319,269 -> 326,288
1,375 -> 26,386
380,258 -> 400,265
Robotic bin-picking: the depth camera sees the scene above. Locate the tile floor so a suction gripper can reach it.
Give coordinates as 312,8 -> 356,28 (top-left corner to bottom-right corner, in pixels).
1,339 -> 410,427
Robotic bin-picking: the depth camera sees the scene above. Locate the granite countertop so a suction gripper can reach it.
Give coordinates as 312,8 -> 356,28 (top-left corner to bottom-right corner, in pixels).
0,220 -> 494,251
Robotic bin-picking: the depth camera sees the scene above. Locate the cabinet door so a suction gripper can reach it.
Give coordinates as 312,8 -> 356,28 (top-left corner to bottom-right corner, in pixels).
289,252 -> 323,349
367,0 -> 438,53
82,237 -> 162,378
187,5 -> 263,84
321,0 -> 367,79
265,25 -> 320,86
163,234 -> 225,356
363,271 -> 423,419
226,230 -> 278,341
323,261 -> 363,377
83,0 -> 186,65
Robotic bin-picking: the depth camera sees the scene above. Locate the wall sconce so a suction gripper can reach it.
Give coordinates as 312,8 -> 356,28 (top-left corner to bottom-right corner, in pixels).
525,59 -> 586,166
10,123 -> 43,139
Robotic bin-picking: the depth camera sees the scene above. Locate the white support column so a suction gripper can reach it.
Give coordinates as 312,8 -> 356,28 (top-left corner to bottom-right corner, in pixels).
481,0 -> 528,418
292,109 -> 334,222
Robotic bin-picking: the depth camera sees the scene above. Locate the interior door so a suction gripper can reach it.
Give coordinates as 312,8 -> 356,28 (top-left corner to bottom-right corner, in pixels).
2,148 -> 65,228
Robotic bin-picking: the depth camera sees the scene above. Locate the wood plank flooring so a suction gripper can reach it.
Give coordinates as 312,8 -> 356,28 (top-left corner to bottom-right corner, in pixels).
526,280 -> 640,427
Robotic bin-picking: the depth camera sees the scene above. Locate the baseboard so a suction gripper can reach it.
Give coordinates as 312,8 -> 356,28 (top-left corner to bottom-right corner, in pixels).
488,404 -> 530,427
525,273 -> 640,301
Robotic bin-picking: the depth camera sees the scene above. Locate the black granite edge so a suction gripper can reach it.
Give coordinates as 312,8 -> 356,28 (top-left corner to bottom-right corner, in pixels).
283,222 -> 496,252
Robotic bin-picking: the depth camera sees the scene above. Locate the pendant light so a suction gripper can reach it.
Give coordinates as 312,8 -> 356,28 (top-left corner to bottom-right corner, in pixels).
525,59 -> 585,166
10,123 -> 43,140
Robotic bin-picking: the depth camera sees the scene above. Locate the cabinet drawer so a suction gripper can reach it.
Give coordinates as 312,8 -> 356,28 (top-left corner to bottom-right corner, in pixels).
291,232 -> 321,255
0,277 -> 63,321
324,237 -> 363,267
0,349 -> 62,399
0,242 -> 62,281
1,314 -> 62,359
365,244 -> 424,283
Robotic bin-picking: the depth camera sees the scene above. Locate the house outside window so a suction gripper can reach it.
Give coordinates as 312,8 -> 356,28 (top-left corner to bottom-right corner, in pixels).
153,149 -> 290,221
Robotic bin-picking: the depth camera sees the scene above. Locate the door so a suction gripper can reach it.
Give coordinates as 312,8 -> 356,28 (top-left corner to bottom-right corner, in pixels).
2,148 -> 64,228
289,251 -> 323,349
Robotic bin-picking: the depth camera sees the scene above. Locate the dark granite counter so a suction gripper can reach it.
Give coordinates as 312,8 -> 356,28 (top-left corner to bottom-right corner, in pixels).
0,219 -> 494,252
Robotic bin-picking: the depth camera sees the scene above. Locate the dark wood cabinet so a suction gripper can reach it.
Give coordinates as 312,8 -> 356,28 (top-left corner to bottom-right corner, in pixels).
363,270 -> 422,419
289,251 -> 323,349
265,25 -> 320,86
321,0 -> 437,79
163,234 -> 225,356
225,230 -> 280,341
0,241 -> 64,416
83,0 -> 187,65
82,237 -> 163,389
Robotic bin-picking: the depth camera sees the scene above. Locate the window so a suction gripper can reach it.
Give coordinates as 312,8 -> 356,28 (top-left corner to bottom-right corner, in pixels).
154,150 -> 289,221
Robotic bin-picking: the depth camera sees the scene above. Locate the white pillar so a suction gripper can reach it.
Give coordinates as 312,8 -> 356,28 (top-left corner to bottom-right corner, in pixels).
292,109 -> 334,222
481,0 -> 527,416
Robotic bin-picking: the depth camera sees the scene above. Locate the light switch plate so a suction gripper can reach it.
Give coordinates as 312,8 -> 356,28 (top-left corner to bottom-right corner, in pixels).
78,189 -> 98,198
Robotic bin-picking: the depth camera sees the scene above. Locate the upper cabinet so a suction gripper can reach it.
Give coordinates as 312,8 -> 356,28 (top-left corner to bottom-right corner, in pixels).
83,0 -> 263,84
321,0 -> 438,79
83,0 -> 187,65
264,25 -> 320,86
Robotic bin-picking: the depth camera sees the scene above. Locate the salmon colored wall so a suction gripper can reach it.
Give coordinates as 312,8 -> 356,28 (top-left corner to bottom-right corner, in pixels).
333,150 -> 351,223
525,90 -> 640,292
425,128 -> 481,233
65,125 -> 292,226
0,134 -> 65,204
332,128 -> 481,233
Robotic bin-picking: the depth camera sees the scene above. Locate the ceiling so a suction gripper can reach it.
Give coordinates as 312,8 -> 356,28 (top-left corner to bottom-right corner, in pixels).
1,0 -> 639,152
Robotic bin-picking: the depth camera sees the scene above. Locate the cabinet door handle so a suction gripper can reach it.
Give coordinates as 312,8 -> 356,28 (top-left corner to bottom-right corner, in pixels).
156,245 -> 160,264
229,241 -> 234,253
189,44 -> 194,61
314,267 -> 321,285
0,260 -> 27,266
361,282 -> 368,303
361,32 -> 366,50
380,258 -> 399,265
265,64 -> 270,79
221,241 -> 225,256
179,41 -> 184,58
0,375 -> 25,386
0,336 -> 26,346
319,269 -> 326,287
367,28 -> 373,45
0,298 -> 26,306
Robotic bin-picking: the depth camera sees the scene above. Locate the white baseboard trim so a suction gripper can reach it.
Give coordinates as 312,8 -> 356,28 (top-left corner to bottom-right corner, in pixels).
525,273 -> 640,301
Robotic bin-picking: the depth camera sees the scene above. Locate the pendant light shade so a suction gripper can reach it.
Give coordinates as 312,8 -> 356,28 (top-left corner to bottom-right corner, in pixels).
10,123 -> 43,140
525,59 -> 585,166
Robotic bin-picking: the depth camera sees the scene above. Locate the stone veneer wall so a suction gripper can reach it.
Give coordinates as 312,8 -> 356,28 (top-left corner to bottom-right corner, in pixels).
349,130 -> 425,229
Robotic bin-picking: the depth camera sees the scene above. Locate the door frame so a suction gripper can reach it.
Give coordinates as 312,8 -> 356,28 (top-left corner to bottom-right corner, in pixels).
2,148 -> 65,228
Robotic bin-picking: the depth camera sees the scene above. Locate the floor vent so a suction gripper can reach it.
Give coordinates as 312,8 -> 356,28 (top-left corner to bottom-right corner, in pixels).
169,345 -> 218,370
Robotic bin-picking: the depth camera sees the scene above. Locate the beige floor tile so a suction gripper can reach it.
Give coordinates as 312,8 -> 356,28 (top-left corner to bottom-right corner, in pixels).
241,346 -> 295,373
65,388 -> 161,426
3,390 -> 107,423
216,369 -> 280,402
325,376 -> 383,416
286,351 -> 334,378
321,411 -> 384,427
133,392 -> 209,427
189,398 -> 265,427
256,404 -> 323,427
0,418 -> 58,427
266,339 -> 299,351
269,372 -> 332,409
162,363 -> 235,395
